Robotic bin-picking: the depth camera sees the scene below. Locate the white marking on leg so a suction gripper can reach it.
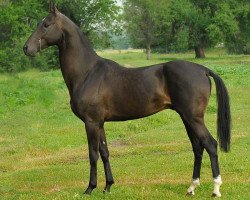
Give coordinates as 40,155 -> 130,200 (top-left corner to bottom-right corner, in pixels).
187,178 -> 200,195
213,175 -> 222,197
103,141 -> 106,145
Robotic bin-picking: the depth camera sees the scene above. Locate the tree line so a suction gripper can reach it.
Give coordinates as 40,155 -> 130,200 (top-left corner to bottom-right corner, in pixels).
0,0 -> 249,72
0,0 -> 121,72
124,0 -> 250,59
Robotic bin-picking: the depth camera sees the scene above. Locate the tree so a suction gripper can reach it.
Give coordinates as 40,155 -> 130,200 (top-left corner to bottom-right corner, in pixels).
225,0 -> 250,54
123,0 -> 249,58
168,0 -> 239,58
55,0 -> 122,48
123,0 -> 169,59
0,0 -> 48,72
0,0 -> 121,72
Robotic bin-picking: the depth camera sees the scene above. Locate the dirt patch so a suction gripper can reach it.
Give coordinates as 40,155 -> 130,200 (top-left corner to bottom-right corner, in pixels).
110,139 -> 131,147
17,147 -> 88,171
0,136 -> 8,143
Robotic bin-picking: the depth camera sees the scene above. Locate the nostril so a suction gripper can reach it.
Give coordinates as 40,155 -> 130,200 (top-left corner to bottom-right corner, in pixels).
23,45 -> 28,52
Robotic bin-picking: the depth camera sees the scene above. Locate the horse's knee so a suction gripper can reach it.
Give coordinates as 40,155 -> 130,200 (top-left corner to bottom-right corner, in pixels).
89,151 -> 99,165
203,137 -> 218,156
210,137 -> 218,147
194,154 -> 203,163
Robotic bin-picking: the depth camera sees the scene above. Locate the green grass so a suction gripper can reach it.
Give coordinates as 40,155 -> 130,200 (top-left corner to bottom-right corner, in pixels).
0,49 -> 250,199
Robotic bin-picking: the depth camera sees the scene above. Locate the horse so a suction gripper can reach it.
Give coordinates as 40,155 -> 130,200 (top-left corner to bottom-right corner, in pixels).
23,4 -> 231,197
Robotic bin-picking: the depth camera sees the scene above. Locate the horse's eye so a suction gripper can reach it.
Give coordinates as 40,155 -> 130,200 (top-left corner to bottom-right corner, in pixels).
44,23 -> 49,28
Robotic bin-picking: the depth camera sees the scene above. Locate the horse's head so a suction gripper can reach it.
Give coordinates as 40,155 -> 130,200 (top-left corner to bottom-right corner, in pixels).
23,3 -> 63,56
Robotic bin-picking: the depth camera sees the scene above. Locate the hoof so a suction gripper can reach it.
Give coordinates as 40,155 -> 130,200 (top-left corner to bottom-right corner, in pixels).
103,187 -> 111,194
103,189 -> 111,194
186,191 -> 195,196
84,190 -> 92,195
212,193 -> 222,198
103,181 -> 114,194
84,185 -> 96,195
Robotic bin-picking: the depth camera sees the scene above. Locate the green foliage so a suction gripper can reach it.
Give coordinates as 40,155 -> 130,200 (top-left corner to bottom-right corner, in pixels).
110,33 -> 131,50
168,0 -> 249,56
123,0 -> 169,57
123,0 -> 249,58
168,27 -> 189,52
168,0 -> 241,57
0,1 -> 47,73
0,0 -> 249,72
54,0 -> 122,48
225,2 -> 250,54
206,24 -> 224,46
0,0 -> 121,73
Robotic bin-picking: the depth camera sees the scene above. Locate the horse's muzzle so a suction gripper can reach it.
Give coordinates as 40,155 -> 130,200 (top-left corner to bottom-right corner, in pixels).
23,44 -> 36,57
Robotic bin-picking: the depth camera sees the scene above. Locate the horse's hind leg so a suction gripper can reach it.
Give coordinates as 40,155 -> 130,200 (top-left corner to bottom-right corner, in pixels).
183,116 -> 222,197
182,118 -> 204,195
99,127 -> 114,193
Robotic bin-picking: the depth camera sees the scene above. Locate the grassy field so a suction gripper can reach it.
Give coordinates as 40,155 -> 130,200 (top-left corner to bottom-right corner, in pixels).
0,49 -> 249,200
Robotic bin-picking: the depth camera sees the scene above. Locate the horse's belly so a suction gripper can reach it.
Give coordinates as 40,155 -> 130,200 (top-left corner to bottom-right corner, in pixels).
105,94 -> 171,121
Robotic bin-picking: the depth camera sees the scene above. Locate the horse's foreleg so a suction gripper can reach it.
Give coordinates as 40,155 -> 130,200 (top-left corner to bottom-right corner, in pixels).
99,128 -> 114,193
84,121 -> 100,195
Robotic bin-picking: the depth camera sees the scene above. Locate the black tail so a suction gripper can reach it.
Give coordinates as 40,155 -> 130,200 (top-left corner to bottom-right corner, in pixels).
208,70 -> 231,152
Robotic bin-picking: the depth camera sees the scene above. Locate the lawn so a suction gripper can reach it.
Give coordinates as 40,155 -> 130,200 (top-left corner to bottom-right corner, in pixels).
0,49 -> 249,199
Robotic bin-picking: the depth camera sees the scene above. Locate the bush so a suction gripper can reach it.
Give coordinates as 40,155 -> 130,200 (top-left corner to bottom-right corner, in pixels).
0,38 -> 59,73
226,35 -> 250,55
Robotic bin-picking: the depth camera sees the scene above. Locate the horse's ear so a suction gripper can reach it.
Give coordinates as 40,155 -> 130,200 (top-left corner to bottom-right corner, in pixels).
49,1 -> 52,12
49,1 -> 58,14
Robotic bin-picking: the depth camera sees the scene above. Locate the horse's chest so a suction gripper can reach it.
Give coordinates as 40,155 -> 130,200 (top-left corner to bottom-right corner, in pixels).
70,95 -> 88,114
70,98 -> 83,119
70,89 -> 102,121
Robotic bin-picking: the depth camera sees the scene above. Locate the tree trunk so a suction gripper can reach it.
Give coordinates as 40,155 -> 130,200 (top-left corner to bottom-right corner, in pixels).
195,45 -> 205,58
195,47 -> 205,58
146,44 -> 151,60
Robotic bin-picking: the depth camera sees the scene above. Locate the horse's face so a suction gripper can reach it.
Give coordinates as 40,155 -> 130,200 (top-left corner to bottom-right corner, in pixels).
23,5 -> 63,56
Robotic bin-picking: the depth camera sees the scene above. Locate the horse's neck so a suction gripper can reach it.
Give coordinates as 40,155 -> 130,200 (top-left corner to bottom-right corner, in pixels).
58,15 -> 98,96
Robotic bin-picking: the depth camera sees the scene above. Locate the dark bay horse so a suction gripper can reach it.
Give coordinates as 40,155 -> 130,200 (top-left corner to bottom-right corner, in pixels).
23,4 -> 231,197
